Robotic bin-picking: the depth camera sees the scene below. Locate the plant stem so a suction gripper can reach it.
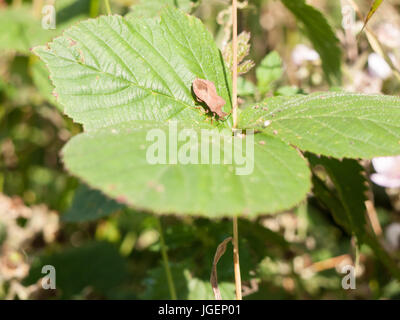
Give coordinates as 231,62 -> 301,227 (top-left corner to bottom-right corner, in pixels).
33,0 -> 43,18
231,0 -> 242,301
232,0 -> 238,129
354,236 -> 360,276
156,217 -> 177,300
365,200 -> 382,237
349,0 -> 400,82
104,0 -> 111,15
90,0 -> 100,18
233,217 -> 242,300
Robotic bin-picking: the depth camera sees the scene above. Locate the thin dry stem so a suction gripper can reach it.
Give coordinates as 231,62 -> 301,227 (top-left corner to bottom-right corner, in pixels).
211,237 -> 233,300
310,254 -> 352,272
232,0 -> 238,129
349,0 -> 400,81
233,217 -> 242,300
32,0 -> 44,18
365,200 -> 383,237
231,0 -> 242,301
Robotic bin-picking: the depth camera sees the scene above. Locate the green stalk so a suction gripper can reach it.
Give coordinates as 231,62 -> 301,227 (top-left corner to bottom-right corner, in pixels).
90,0 -> 100,18
156,217 -> 177,300
104,0 -> 111,15
354,236 -> 360,276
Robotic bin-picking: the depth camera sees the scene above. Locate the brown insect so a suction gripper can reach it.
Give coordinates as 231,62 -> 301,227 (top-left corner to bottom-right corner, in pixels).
192,78 -> 228,120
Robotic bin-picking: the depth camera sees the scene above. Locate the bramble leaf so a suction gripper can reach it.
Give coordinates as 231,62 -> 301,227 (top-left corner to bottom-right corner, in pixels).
62,122 -> 311,217
281,0 -> 342,84
34,8 -> 311,217
309,155 -> 400,280
308,155 -> 368,239
141,264 -> 235,300
0,6 -> 56,54
239,92 -> 400,159
126,0 -> 199,19
62,184 -> 124,222
0,0 -> 91,54
256,51 -> 283,95
33,8 -> 232,131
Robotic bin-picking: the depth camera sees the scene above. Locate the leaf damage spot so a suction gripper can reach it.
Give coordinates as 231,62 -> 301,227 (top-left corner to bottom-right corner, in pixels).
116,195 -> 127,204
68,38 -> 77,47
147,181 -> 165,193
78,49 -> 85,64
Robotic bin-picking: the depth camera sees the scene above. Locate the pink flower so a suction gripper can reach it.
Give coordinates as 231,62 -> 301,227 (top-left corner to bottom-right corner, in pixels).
371,156 -> 400,188
291,44 -> 320,65
368,53 -> 392,80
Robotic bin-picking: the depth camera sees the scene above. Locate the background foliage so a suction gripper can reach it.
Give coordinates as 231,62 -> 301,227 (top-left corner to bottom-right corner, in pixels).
1,0 -> 400,300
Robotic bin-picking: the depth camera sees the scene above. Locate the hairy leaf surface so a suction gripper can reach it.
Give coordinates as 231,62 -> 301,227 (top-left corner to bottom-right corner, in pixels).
34,8 -> 232,131
239,93 -> 400,159
62,122 -> 311,217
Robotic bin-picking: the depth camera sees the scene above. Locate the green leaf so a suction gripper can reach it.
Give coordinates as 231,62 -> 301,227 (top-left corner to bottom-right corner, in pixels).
363,232 -> 400,281
308,155 -> 368,239
30,57 -> 63,110
56,0 -> 91,25
311,174 -> 351,231
34,8 -> 311,217
187,274 -> 235,300
141,263 -> 189,299
281,0 -> 342,84
239,92 -> 400,159
62,184 -> 124,222
126,0 -> 199,19
0,1 -> 91,54
62,122 -> 311,217
238,77 -> 256,96
141,263 -> 235,300
24,242 -> 128,299
362,0 -> 384,31
33,8 -> 232,131
256,51 -> 283,95
309,156 -> 400,280
0,6 -> 56,54
275,86 -> 302,97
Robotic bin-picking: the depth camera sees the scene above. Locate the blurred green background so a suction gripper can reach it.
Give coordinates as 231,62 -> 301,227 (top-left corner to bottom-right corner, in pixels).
1,0 -> 400,300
